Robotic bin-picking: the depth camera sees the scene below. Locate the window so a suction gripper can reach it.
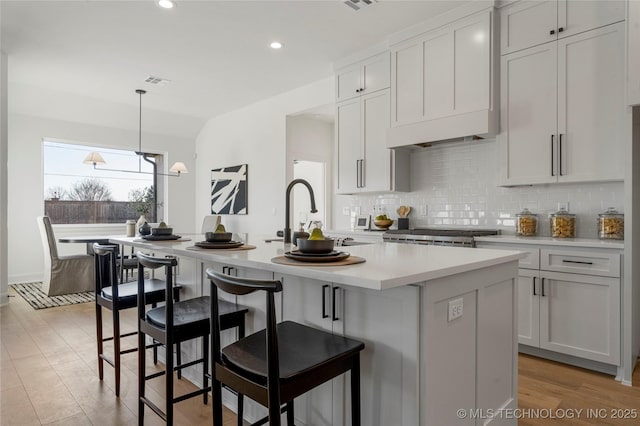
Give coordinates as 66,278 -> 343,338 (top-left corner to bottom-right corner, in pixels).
43,141 -> 159,224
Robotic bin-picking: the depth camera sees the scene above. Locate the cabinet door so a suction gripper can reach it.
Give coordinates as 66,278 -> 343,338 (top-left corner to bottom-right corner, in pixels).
500,0 -> 558,55
361,52 -> 390,95
558,0 -> 625,40
334,285 -> 420,426
423,27 -> 453,120
517,269 -> 540,346
336,63 -> 362,102
280,275 -> 334,426
391,38 -> 423,126
453,10 -> 491,115
539,271 -> 620,365
557,23 -> 625,183
361,89 -> 391,192
500,43 -> 557,185
629,0 -> 640,106
336,98 -> 362,194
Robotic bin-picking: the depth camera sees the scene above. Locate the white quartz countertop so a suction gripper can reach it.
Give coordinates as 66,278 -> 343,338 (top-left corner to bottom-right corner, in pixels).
475,235 -> 624,250
110,235 -> 525,291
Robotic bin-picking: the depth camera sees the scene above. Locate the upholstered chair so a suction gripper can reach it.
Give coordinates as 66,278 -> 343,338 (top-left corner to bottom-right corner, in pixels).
37,216 -> 93,296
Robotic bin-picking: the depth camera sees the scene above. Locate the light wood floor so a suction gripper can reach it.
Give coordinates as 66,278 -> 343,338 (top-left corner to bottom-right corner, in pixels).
1,287 -> 639,425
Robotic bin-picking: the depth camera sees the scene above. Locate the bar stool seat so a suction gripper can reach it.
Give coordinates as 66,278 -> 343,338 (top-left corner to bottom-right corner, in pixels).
222,321 -> 364,386
100,279 -> 168,309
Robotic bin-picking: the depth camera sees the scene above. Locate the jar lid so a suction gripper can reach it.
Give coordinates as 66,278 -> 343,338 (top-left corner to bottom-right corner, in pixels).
598,207 -> 623,217
516,208 -> 537,217
550,207 -> 575,217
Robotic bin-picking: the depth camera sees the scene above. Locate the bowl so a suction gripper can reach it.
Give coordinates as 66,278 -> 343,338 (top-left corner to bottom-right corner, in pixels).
296,238 -> 335,254
151,227 -> 173,236
373,219 -> 394,229
205,232 -> 233,242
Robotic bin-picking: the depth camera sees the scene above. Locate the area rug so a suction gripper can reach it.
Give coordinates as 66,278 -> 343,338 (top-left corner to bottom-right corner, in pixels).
10,282 -> 94,310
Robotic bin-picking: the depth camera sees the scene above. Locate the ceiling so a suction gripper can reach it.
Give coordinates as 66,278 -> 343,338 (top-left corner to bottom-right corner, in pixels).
1,0 -> 467,130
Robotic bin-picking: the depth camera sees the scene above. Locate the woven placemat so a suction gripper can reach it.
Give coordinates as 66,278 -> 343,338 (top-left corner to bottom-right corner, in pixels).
186,244 -> 256,252
271,255 -> 366,266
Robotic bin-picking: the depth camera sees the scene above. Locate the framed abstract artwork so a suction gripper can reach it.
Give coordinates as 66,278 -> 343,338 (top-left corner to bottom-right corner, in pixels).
210,164 -> 248,214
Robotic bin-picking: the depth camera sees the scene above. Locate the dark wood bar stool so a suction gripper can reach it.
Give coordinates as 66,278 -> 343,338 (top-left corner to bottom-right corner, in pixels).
136,252 -> 248,425
207,269 -> 365,426
92,243 -> 181,397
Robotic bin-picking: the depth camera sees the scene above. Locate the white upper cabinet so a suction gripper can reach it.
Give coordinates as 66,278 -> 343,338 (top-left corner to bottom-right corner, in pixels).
388,9 -> 496,148
336,89 -> 410,194
335,52 -> 390,102
501,0 -> 625,55
500,22 -> 625,186
500,42 -> 557,185
629,0 -> 640,106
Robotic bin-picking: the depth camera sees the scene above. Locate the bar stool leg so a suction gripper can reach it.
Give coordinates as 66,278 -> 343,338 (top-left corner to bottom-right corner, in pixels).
351,357 -> 361,426
113,310 -> 121,397
138,330 -> 146,426
96,304 -> 104,381
202,336 -> 209,404
212,376 -> 223,426
286,401 -> 295,425
237,393 -> 244,426
166,337 -> 174,426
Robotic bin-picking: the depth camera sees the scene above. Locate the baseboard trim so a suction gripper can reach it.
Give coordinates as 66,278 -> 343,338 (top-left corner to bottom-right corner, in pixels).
519,345 -> 618,376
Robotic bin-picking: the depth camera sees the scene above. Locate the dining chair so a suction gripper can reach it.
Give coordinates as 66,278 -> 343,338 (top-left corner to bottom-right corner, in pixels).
93,243 -> 181,397
201,215 -> 221,233
36,215 -> 94,296
207,269 -> 365,426
136,252 -> 248,425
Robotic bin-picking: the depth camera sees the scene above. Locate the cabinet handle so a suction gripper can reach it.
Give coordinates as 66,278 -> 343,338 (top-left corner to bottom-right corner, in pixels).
356,160 -> 361,188
558,134 -> 563,176
532,276 -> 537,296
541,278 -> 546,297
550,29 -> 555,35
332,286 -> 340,321
322,285 -> 330,319
558,27 -> 564,33
562,259 -> 594,265
550,134 -> 555,177
360,159 -> 365,188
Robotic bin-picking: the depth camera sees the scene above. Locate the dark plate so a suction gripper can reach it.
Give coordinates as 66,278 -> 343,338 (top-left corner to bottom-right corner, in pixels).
289,250 -> 343,257
141,234 -> 181,241
195,241 -> 244,249
284,251 -> 350,263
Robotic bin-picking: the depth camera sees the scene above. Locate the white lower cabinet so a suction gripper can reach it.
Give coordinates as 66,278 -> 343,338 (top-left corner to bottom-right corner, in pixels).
478,242 -> 621,367
278,273 -> 420,426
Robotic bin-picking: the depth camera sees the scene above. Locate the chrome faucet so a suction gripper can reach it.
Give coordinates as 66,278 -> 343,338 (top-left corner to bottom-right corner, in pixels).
284,179 -> 317,244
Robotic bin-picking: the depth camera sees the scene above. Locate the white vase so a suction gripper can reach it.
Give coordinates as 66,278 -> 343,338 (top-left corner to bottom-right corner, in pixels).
136,214 -> 147,235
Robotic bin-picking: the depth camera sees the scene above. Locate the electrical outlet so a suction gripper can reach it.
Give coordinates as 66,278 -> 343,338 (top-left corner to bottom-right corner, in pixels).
557,201 -> 570,211
448,298 -> 464,322
342,207 -> 350,216
420,205 -> 428,216
354,206 -> 361,215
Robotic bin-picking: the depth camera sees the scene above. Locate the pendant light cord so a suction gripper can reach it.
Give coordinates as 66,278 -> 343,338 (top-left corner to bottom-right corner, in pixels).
136,89 -> 146,171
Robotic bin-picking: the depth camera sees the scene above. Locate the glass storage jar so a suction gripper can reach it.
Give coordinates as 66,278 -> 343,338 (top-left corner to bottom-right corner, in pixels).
597,207 -> 624,240
549,208 -> 575,238
515,208 -> 537,236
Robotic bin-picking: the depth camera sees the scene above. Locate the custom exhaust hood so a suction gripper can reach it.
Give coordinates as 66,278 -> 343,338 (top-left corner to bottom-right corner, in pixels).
386,109 -> 497,149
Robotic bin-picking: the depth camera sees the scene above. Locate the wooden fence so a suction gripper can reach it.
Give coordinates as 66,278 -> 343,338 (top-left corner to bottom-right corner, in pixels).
45,201 -> 156,224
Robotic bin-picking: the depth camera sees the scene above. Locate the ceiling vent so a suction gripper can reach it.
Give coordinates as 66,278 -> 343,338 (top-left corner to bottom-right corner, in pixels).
144,75 -> 171,86
344,0 -> 376,11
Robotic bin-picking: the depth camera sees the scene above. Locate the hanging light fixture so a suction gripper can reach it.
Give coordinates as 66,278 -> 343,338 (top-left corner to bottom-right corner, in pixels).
83,89 -> 188,177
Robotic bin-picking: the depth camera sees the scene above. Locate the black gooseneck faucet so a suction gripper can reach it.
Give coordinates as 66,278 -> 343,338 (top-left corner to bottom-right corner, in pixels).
284,179 -> 318,244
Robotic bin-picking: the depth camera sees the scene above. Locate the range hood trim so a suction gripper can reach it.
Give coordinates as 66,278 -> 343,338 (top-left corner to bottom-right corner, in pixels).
386,108 -> 497,149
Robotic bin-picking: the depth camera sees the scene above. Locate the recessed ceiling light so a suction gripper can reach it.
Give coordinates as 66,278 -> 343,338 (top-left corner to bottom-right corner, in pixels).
157,0 -> 175,9
270,41 -> 283,49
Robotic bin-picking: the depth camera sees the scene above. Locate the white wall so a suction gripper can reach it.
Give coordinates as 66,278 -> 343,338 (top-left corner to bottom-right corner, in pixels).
7,112 -> 196,284
334,138 -> 625,238
194,77 -> 333,238
286,115 -> 334,228
0,51 -> 8,304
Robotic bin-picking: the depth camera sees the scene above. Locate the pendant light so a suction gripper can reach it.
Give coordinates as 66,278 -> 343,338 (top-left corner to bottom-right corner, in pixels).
83,89 -> 188,177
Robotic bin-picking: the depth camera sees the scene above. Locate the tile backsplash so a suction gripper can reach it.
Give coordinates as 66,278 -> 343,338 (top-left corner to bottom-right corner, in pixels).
334,138 -> 624,238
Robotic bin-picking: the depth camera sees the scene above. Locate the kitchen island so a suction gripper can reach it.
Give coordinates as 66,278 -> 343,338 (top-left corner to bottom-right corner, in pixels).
110,235 -> 524,426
